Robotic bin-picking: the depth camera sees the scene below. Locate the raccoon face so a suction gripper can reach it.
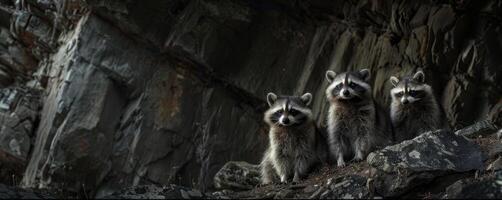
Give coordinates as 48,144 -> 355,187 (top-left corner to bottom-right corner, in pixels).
264,93 -> 313,127
325,69 -> 371,102
390,71 -> 431,105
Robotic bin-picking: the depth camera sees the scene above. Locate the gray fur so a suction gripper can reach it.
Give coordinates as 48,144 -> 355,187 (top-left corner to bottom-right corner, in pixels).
325,69 -> 391,167
261,93 -> 319,184
389,71 -> 447,142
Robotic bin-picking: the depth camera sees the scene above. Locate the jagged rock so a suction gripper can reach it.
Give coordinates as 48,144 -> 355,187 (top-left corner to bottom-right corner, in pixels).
442,173 -> 502,199
102,184 -> 208,199
23,12 -> 266,195
0,184 -> 53,199
367,130 -> 483,197
213,161 -> 260,191
319,175 -> 371,199
487,157 -> 502,171
455,120 -> 499,138
0,88 -> 40,159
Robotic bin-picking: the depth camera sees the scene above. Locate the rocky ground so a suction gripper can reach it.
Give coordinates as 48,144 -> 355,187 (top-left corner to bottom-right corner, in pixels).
205,123 -> 502,199
1,122 -> 500,199
37,121 -> 501,199
96,122 -> 502,199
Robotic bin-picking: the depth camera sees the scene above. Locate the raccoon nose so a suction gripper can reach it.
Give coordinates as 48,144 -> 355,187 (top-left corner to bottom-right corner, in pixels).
282,117 -> 290,124
343,90 -> 350,96
402,99 -> 409,105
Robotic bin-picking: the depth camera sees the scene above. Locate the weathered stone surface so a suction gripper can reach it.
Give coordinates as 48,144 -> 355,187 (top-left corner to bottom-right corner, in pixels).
368,130 -> 483,197
22,14 -> 131,193
442,173 -> 502,199
0,88 -> 40,160
213,161 -> 260,191
455,120 -> 499,138
320,175 -> 371,199
22,11 -> 266,197
102,184 -> 207,199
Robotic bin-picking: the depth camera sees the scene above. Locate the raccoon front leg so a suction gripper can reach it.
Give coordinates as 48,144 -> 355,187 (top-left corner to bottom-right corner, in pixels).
273,155 -> 293,183
328,132 -> 346,167
260,155 -> 277,184
292,150 -> 315,182
354,136 -> 369,162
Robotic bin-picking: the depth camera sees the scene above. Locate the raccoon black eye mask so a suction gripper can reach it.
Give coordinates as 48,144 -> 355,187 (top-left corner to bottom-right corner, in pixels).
325,70 -> 371,104
390,71 -> 430,104
264,93 -> 313,127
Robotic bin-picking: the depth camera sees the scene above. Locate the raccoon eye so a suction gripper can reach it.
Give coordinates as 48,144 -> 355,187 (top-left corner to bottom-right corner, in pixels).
289,109 -> 299,115
349,82 -> 356,87
276,110 -> 284,114
409,90 -> 423,97
409,90 -> 417,97
395,92 -> 404,97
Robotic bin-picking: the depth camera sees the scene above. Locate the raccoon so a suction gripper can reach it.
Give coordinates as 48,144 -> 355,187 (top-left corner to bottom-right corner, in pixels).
389,70 -> 446,142
325,69 -> 391,167
260,92 -> 320,184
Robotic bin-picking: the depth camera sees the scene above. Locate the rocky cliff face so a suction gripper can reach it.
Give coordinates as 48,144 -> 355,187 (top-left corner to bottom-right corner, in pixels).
0,0 -> 500,198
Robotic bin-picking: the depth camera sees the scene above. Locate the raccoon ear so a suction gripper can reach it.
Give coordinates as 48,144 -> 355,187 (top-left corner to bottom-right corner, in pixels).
389,76 -> 399,87
359,69 -> 370,82
413,71 -> 425,83
325,71 -> 336,83
266,93 -> 278,107
301,93 -> 313,106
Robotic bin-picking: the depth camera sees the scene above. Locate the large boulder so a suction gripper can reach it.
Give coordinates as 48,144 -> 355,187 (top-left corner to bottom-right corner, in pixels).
213,161 -> 260,191
367,130 -> 484,197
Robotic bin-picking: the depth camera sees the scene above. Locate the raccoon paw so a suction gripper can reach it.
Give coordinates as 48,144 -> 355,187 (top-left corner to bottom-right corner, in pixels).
337,160 -> 346,168
292,176 -> 300,183
352,156 -> 363,162
280,176 -> 288,184
354,151 -> 365,162
260,180 -> 272,186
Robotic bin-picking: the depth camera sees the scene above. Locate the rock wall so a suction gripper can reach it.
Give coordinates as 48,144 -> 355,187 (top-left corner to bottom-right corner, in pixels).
0,0 -> 500,197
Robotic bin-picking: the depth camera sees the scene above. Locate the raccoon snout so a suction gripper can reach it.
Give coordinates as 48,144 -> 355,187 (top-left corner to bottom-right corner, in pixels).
343,90 -> 350,96
339,89 -> 351,98
401,98 -> 409,105
279,115 -> 290,125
